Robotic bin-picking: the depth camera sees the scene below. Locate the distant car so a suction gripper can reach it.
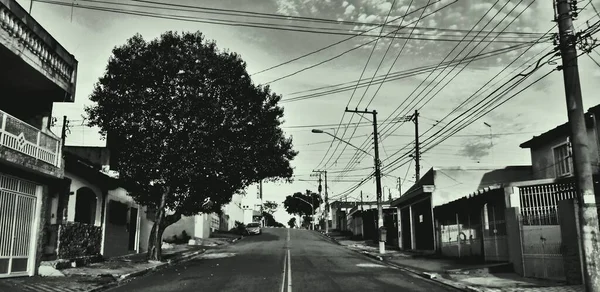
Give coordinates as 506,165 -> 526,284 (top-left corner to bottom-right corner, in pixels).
244,222 -> 262,235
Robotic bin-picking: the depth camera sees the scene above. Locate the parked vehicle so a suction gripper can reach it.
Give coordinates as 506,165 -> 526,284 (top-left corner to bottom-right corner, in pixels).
245,222 -> 262,235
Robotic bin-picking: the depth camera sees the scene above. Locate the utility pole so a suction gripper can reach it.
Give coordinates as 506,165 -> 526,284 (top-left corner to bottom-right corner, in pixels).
324,171 -> 328,234
345,107 -> 384,254
413,110 -> 421,181
60,116 -> 68,147
360,191 -> 365,236
555,1 -> 600,290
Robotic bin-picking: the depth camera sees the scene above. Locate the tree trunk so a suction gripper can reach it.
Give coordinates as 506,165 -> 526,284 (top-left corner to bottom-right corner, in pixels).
146,187 -> 183,261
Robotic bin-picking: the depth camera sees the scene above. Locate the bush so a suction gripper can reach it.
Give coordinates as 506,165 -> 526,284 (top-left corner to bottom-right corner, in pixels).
163,230 -> 192,244
232,221 -> 246,235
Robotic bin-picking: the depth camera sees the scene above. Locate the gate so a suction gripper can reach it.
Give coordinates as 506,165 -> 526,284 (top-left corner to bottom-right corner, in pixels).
518,182 -> 576,281
483,204 -> 509,262
0,175 -> 39,278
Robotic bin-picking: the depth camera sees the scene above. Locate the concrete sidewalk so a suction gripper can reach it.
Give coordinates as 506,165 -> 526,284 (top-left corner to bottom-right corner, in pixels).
0,236 -> 243,292
322,231 -> 583,292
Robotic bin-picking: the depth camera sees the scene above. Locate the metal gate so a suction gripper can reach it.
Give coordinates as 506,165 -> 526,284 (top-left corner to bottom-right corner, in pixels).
0,175 -> 38,278
483,205 -> 509,262
518,182 -> 576,281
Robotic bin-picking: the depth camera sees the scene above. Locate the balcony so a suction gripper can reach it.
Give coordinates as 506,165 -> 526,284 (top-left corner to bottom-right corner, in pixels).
0,0 -> 77,102
0,110 -> 63,178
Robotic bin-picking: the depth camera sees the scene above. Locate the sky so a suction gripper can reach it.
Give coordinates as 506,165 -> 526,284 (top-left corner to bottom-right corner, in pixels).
19,0 -> 600,224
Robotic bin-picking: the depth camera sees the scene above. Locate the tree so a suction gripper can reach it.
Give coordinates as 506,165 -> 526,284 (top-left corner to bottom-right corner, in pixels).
283,190 -> 322,217
263,200 -> 278,215
288,217 -> 296,228
85,31 -> 297,261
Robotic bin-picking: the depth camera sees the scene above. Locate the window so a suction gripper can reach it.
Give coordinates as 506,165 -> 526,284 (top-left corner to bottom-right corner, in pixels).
553,143 -> 572,177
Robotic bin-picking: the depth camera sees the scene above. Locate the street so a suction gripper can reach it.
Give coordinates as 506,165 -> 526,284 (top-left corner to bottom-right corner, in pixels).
107,228 -> 456,292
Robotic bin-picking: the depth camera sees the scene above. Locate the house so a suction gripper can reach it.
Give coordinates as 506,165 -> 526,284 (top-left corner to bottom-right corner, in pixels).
43,146 -> 147,262
0,0 -> 78,278
519,104 -> 600,188
158,193 -> 246,245
330,200 -> 359,231
391,166 -> 533,252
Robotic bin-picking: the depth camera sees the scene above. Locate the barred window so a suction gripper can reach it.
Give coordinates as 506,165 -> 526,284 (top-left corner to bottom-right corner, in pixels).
553,143 -> 572,177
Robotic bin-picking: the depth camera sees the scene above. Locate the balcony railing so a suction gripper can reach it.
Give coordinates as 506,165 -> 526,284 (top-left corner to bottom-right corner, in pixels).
0,0 -> 77,93
0,110 -> 61,167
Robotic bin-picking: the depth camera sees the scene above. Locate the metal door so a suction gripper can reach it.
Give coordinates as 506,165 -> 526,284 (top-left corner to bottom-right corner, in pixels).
0,176 -> 38,278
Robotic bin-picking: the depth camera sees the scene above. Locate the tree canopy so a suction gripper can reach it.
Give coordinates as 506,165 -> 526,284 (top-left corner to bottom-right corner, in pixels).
85,31 -> 297,260
287,217 -> 296,228
283,190 -> 322,217
263,200 -> 278,215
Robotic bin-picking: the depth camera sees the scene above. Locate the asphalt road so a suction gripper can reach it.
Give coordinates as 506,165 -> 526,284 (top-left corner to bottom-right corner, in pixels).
107,228 -> 456,292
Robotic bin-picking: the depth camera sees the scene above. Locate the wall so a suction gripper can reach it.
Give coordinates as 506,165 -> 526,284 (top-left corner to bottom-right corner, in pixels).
529,126 -> 600,179
101,188 -> 140,258
63,147 -> 111,167
64,171 -> 103,226
194,214 -> 212,239
138,207 -> 153,253
222,193 -> 244,230
162,216 -> 195,240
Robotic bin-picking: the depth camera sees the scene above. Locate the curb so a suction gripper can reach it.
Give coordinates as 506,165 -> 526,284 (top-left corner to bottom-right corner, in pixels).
89,249 -> 207,292
339,245 -> 475,292
231,236 -> 244,243
358,251 -> 474,291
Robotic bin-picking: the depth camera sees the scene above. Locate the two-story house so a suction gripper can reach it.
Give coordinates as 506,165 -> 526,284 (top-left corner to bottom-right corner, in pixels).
0,0 -> 78,278
519,104 -> 600,192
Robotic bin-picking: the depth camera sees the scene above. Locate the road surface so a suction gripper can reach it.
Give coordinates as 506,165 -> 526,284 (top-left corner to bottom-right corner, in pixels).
107,227 -> 455,292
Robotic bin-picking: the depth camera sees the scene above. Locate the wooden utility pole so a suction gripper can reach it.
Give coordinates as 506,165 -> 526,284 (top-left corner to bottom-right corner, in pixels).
413,110 -> 420,181
345,107 -> 384,254
555,1 -> 600,290
60,116 -> 68,147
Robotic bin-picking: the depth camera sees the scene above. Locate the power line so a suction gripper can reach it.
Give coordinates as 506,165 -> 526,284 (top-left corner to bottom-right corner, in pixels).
262,1 -> 455,85
337,0 -> 510,179
319,0 -> 403,174
279,42 -> 539,103
311,0 -> 453,171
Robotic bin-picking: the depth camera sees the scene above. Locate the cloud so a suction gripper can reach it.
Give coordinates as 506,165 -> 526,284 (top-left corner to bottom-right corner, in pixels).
343,1 -> 349,8
275,0 -> 300,16
459,140 -> 492,161
345,4 -> 356,15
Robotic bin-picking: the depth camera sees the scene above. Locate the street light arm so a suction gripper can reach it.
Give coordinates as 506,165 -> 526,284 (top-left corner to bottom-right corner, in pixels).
312,129 -> 373,157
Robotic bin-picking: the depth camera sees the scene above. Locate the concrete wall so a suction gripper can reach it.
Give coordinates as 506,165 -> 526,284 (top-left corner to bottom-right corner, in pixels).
222,193 -> 244,230
162,216 -> 195,240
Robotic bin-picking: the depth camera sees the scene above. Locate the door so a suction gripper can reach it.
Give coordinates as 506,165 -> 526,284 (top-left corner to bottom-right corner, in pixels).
0,176 -> 38,278
128,207 -> 138,251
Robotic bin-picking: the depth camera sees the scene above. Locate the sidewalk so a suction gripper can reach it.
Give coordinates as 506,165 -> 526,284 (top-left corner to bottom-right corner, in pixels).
322,231 -> 584,292
0,235 -> 242,292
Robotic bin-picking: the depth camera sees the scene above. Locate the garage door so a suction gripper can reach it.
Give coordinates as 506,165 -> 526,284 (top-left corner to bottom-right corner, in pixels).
0,175 -> 39,278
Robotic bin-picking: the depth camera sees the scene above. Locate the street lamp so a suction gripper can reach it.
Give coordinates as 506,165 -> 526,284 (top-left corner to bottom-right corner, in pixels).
291,196 -> 314,230
311,129 -> 373,157
484,122 -> 493,164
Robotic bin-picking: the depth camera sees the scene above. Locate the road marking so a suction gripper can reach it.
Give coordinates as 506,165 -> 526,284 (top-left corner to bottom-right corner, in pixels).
287,249 -> 292,292
280,251 -> 287,292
